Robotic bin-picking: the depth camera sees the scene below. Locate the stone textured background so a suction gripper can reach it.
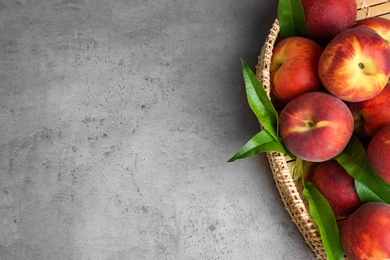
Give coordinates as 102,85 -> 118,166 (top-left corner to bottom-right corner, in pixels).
0,0 -> 314,259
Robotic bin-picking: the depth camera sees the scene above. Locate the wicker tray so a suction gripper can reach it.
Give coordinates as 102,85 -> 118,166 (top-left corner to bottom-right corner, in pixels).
255,0 -> 390,259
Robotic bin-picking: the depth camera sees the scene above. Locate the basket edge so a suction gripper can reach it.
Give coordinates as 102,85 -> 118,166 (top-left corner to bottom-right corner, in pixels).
255,19 -> 327,260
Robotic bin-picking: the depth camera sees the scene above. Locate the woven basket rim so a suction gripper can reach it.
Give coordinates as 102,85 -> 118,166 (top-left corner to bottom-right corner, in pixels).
255,19 -> 327,259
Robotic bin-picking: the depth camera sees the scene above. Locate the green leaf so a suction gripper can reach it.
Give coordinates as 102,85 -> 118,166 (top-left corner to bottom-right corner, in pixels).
303,182 -> 345,260
240,59 -> 281,147
335,135 -> 390,204
291,157 -> 306,179
228,129 -> 285,162
228,60 -> 287,162
277,0 -> 307,39
354,179 -> 383,203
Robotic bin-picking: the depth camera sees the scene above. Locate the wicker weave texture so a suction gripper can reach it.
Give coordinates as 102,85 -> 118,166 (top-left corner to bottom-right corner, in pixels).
255,1 -> 390,259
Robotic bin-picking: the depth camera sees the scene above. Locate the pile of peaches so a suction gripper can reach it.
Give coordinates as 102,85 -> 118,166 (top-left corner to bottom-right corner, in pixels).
269,0 -> 390,259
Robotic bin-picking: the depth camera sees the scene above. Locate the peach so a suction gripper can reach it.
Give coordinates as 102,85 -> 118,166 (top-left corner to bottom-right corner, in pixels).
270,37 -> 324,104
312,160 -> 361,218
318,27 -> 390,102
300,0 -> 357,44
367,125 -> 390,184
341,202 -> 390,260
348,83 -> 390,146
279,92 -> 354,162
354,16 -> 390,43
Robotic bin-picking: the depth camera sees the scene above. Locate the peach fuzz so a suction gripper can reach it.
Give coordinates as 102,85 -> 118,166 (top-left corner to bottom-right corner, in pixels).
341,202 -> 390,260
318,27 -> 390,102
279,92 -> 354,162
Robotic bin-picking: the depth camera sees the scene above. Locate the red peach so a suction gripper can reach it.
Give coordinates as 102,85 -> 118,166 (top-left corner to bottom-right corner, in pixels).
300,0 -> 357,44
312,160 -> 361,218
270,37 -> 324,104
341,202 -> 390,260
367,125 -> 390,184
354,16 -> 390,44
348,84 -> 390,145
318,27 -> 390,102
279,92 -> 354,162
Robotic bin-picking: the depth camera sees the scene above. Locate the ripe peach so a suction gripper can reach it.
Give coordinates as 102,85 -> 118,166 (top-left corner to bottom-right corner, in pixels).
270,37 -> 324,104
312,160 -> 361,218
348,83 -> 390,146
300,0 -> 357,43
354,16 -> 390,43
341,202 -> 390,260
318,27 -> 390,102
367,125 -> 390,184
279,92 -> 354,162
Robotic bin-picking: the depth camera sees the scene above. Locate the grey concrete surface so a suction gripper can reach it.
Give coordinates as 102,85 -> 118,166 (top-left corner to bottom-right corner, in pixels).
0,0 -> 314,259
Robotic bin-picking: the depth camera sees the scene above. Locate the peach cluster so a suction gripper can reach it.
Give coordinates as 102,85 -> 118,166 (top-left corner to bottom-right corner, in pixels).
269,3 -> 390,258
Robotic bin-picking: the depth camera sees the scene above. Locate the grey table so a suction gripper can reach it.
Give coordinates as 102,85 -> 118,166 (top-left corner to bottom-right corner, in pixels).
0,0 -> 314,259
